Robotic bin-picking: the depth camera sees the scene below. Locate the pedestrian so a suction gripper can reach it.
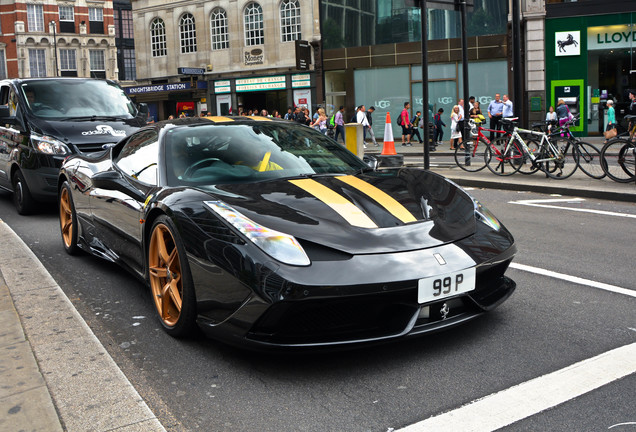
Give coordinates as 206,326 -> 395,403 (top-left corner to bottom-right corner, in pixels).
604,100 -> 616,143
284,107 -> 293,120
366,106 -> 378,146
334,106 -> 345,143
502,94 -> 514,118
400,102 -> 412,146
303,108 -> 312,126
468,96 -> 475,112
629,89 -> 636,114
411,111 -> 423,144
450,105 -> 463,150
469,101 -> 484,124
356,105 -> 370,149
487,93 -> 504,141
433,108 -> 445,148
295,106 -> 306,125
458,99 -> 465,119
545,105 -> 557,131
272,109 -> 280,118
311,107 -> 328,134
556,99 -> 571,126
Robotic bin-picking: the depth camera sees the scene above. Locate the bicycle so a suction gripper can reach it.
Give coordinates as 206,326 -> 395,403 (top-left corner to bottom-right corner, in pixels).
484,118 -> 579,179
600,115 -> 636,183
453,120 -> 511,172
549,116 -> 605,180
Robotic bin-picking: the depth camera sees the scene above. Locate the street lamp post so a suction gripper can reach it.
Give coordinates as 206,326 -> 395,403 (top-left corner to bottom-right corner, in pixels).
50,21 -> 59,77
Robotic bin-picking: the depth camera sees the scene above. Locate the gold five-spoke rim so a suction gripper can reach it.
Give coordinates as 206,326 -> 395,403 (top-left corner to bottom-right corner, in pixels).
148,224 -> 183,327
59,187 -> 73,248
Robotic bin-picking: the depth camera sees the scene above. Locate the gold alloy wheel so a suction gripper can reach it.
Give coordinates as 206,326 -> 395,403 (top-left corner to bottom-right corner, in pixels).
59,187 -> 73,248
148,223 -> 183,327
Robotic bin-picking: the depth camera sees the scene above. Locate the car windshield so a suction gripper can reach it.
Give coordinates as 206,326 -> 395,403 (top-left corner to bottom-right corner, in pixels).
164,122 -> 368,186
21,79 -> 137,119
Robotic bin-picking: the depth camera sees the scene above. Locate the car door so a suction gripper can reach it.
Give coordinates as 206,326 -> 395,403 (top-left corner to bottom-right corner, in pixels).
90,129 -> 159,274
0,84 -> 27,191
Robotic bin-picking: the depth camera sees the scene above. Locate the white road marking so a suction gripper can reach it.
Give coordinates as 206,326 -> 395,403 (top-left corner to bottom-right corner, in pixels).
609,422 -> 636,429
396,343 -> 636,432
509,198 -> 636,219
510,263 -> 636,297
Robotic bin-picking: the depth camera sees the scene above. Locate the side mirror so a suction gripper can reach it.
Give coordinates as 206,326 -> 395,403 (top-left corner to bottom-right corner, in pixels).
137,103 -> 149,117
363,155 -> 379,171
92,170 -> 145,201
0,105 -> 17,125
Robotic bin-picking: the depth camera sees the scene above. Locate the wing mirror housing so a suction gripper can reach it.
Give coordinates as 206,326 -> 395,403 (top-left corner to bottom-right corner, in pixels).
0,106 -> 17,125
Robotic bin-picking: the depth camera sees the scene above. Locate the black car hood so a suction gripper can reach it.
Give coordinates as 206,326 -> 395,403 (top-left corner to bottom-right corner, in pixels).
28,116 -> 145,149
202,169 -> 476,255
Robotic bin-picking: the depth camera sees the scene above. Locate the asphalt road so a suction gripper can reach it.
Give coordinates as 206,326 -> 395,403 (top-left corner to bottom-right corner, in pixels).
0,187 -> 634,432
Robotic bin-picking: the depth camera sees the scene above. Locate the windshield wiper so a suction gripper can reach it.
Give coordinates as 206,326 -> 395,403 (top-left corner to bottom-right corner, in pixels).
61,115 -> 125,122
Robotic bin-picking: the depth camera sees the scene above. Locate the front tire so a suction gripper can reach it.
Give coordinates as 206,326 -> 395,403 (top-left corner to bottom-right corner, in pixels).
148,215 -> 197,337
12,170 -> 36,215
59,181 -> 80,255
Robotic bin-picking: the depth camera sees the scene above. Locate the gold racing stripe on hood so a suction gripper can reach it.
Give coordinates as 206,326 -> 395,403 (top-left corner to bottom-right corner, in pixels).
289,179 -> 378,228
204,116 -> 234,122
336,175 -> 417,224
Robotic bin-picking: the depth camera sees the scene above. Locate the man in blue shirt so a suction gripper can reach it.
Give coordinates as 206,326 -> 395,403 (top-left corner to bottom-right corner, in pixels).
502,94 -> 514,118
487,93 -> 504,141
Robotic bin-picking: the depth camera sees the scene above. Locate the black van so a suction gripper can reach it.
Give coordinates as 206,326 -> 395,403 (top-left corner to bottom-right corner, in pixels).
0,78 -> 148,214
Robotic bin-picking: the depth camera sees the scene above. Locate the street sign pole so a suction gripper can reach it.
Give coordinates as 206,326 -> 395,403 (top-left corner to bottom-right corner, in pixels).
421,0 -> 430,170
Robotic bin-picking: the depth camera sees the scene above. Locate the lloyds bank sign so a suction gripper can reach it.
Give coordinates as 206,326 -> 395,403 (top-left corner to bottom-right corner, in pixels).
588,25 -> 636,50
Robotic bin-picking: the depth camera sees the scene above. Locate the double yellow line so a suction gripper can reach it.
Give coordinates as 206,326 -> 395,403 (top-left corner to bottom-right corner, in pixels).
289,176 -> 416,228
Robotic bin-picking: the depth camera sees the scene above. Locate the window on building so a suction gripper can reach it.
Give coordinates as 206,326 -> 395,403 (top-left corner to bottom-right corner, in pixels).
29,49 -> 46,77
179,13 -> 197,54
89,50 -> 105,79
89,7 -> 104,33
150,18 -> 167,57
59,5 -> 75,32
280,0 -> 301,42
27,4 -> 44,32
244,3 -> 264,46
123,48 -> 136,81
116,9 -> 134,39
59,49 -> 77,77
211,8 -> 229,50
0,50 -> 6,79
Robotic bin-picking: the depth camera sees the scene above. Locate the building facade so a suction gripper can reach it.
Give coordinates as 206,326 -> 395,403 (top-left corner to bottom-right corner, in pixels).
130,0 -> 321,121
545,0 -> 636,136
0,0 -> 117,79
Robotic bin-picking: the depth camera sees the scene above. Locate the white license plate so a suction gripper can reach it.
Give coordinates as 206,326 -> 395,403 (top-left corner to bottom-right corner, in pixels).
417,267 -> 476,304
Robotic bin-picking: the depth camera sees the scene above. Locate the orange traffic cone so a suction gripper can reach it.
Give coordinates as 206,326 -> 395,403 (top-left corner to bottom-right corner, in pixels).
381,112 -> 397,155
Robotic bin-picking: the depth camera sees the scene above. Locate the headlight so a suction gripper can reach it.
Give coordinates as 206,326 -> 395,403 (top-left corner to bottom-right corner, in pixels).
204,200 -> 310,266
473,199 -> 501,231
31,133 -> 71,155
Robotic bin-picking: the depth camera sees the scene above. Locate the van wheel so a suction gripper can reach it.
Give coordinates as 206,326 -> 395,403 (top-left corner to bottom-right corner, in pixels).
12,170 -> 36,215
59,181 -> 80,255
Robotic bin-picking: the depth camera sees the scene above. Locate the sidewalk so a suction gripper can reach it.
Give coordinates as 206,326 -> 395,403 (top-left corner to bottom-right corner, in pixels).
0,136 -> 634,431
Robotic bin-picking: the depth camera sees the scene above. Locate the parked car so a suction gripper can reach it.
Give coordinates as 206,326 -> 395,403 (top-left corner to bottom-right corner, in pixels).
0,77 -> 148,214
58,116 -> 517,350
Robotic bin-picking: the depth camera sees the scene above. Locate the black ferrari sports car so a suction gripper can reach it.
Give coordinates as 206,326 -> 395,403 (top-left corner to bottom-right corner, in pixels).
58,116 -> 516,349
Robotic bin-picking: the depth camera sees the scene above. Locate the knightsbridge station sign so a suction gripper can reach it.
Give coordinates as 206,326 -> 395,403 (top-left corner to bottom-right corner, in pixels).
588,25 -> 636,50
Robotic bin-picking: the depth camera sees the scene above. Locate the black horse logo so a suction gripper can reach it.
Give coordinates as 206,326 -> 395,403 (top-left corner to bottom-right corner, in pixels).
557,34 -> 579,53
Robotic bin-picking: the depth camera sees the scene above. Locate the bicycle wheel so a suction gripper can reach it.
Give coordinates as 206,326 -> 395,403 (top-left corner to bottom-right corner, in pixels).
541,137 -> 579,179
454,137 -> 488,172
516,137 -> 541,175
574,141 -> 605,179
600,138 -> 636,183
485,138 -> 523,176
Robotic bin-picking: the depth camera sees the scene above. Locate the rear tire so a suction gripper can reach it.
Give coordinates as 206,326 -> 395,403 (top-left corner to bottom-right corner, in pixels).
12,170 -> 36,215
574,141 -> 605,180
485,137 -> 523,176
601,138 -> 636,183
542,137 -> 579,180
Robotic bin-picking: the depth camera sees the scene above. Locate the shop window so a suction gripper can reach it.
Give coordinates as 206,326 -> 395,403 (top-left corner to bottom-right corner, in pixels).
244,3 -> 264,46
180,13 -> 197,54
211,8 -> 229,50
27,4 -> 44,32
280,0 -> 301,42
151,18 -> 167,57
